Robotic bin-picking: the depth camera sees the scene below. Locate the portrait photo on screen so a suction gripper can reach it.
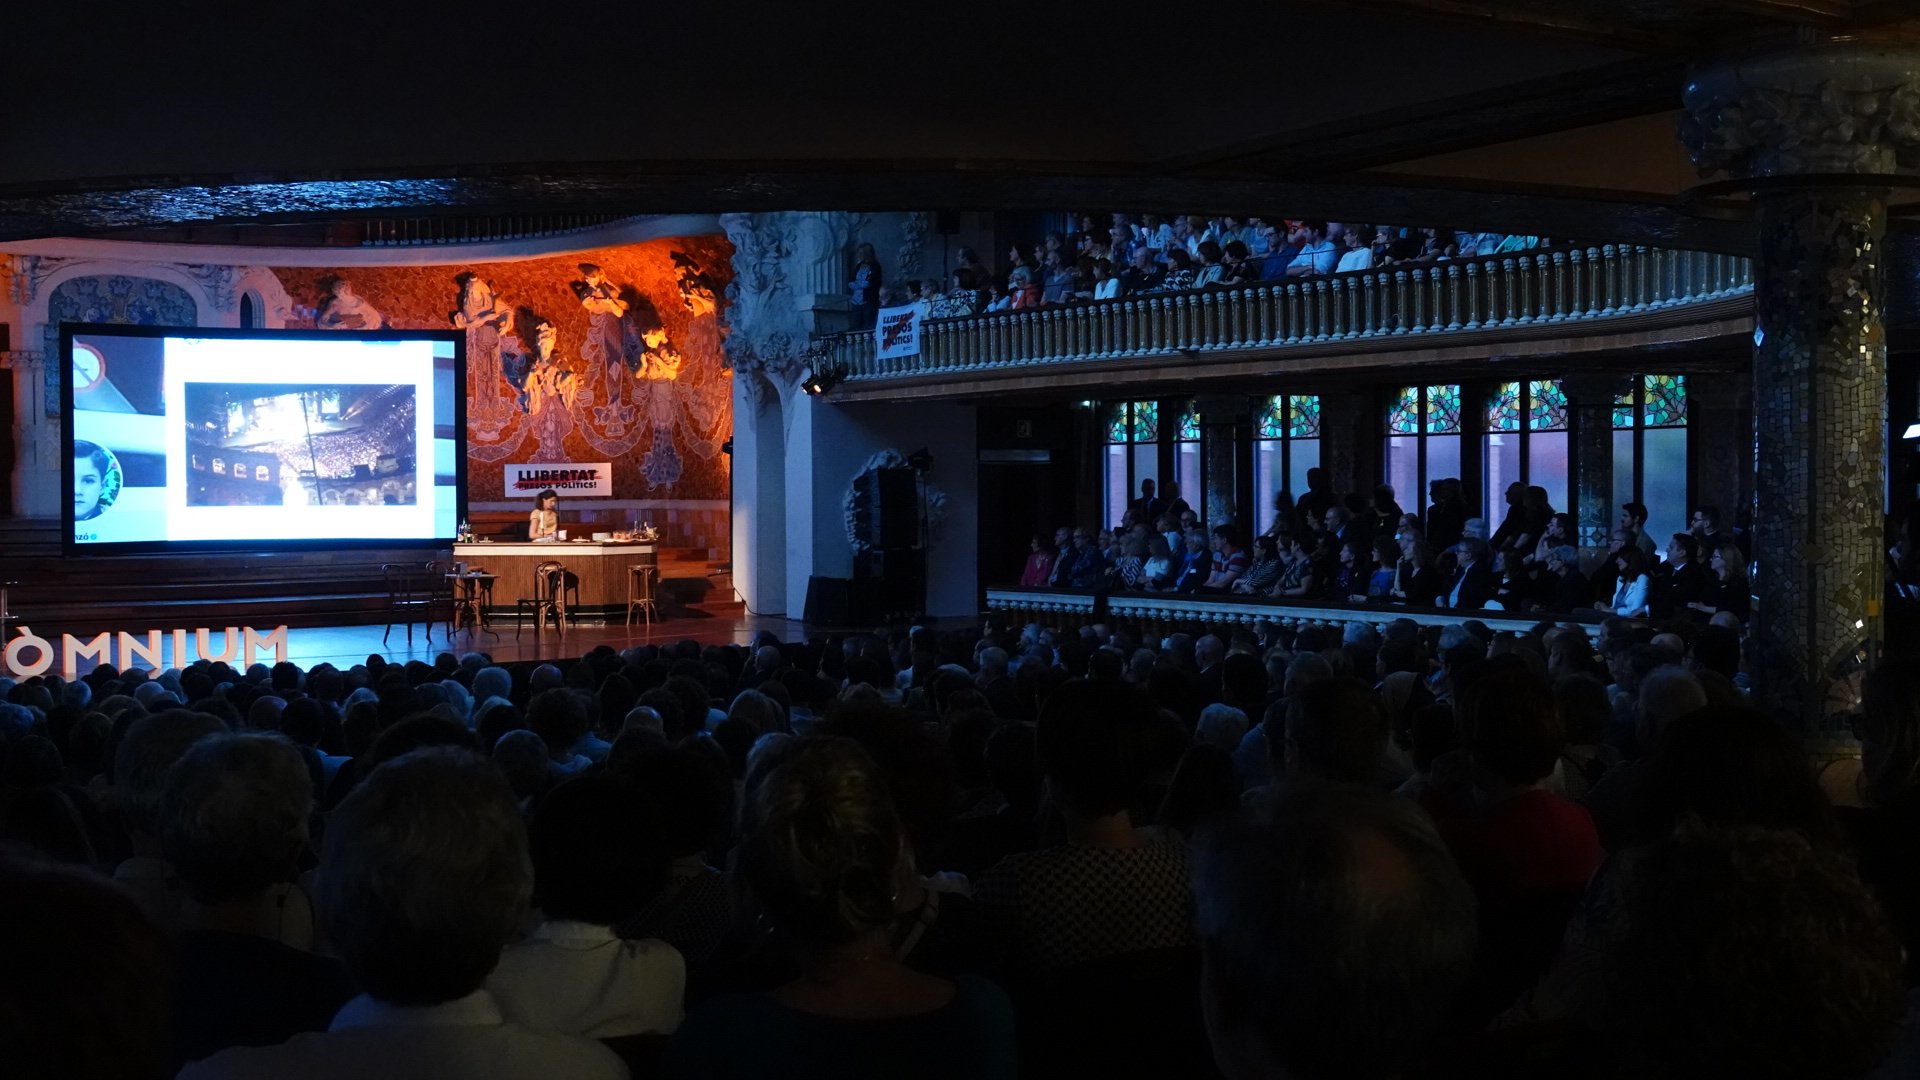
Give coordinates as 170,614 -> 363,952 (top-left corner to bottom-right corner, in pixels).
184,383 -> 419,508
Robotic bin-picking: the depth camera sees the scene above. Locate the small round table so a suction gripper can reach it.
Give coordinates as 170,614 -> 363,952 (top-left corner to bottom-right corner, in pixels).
445,571 -> 498,638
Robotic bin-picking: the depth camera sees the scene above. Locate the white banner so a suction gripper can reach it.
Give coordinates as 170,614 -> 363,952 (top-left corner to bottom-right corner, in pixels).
875,303 -> 923,359
505,462 -> 613,497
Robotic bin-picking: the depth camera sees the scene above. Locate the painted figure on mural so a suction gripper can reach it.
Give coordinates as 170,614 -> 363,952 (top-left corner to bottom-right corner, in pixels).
316,279 -> 384,331
518,319 -> 577,461
574,263 -> 642,436
673,251 -> 722,360
453,274 -> 520,444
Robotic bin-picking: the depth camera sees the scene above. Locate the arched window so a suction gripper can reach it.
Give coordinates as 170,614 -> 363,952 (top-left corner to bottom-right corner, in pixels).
1173,403 -> 1202,518
1252,394 -> 1320,537
1614,374 -> 1689,543
1103,400 -> 1159,526
238,291 -> 260,328
1383,385 -> 1461,517
1482,379 -> 1569,520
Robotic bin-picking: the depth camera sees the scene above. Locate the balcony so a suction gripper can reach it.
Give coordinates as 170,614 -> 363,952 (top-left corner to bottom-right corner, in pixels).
985,585 -> 1594,637
820,244 -> 1753,396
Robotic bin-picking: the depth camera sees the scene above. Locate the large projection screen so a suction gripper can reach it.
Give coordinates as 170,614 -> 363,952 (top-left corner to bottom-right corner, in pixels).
61,324 -> 464,554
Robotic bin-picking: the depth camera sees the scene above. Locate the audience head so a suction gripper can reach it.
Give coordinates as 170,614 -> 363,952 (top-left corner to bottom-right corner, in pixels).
1037,678 -> 1162,820
1637,664 -> 1707,745
113,709 -> 228,839
527,773 -> 666,926
1606,826 -> 1905,1079
316,748 -> 532,1005
0,850 -> 175,1079
1278,678 -> 1388,785
1455,655 -> 1563,790
159,732 -> 311,905
1194,787 -> 1477,1080
740,737 -> 901,950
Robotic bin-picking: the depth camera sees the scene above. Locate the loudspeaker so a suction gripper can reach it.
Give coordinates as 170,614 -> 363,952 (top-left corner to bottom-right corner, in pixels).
854,467 -> 919,550
803,576 -> 852,626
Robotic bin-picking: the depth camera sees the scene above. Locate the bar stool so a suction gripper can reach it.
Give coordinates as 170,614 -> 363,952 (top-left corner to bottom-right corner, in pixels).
627,564 -> 659,627
515,560 -> 574,636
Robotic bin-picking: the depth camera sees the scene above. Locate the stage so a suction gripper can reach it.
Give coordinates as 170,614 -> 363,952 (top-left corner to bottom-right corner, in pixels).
267,611 -> 813,669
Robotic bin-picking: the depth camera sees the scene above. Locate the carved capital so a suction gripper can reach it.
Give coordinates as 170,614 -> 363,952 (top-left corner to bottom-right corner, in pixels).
3,254 -> 68,306
1681,42 -> 1920,178
182,263 -> 239,312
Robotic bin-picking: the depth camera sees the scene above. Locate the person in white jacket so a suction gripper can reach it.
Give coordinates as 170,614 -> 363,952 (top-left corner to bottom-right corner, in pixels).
1607,546 -> 1653,617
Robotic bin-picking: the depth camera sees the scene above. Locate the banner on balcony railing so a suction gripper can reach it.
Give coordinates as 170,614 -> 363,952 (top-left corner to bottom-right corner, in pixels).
875,303 -> 923,358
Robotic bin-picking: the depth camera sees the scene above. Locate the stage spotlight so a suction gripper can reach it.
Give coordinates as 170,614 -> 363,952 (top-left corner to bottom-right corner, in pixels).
799,363 -> 845,396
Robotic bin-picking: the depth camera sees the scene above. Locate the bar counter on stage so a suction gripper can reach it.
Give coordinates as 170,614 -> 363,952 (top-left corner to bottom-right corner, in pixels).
451,540 -> 657,622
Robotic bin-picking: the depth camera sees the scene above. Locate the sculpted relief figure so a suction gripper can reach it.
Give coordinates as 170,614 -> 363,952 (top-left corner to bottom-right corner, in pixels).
453,274 -> 523,446
315,279 -> 384,331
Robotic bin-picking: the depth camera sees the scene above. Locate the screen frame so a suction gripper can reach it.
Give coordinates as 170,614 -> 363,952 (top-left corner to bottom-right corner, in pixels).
60,322 -> 467,557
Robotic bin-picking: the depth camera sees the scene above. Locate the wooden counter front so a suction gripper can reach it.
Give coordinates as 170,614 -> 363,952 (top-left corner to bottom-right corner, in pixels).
451,541 -> 657,619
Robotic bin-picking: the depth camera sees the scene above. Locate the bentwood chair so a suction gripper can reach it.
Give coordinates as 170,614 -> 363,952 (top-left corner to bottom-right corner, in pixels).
515,560 -> 574,636
382,563 -> 436,647
627,564 -> 659,627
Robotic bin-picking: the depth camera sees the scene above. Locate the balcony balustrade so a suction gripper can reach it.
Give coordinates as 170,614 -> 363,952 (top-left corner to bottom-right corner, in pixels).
821,244 -> 1753,382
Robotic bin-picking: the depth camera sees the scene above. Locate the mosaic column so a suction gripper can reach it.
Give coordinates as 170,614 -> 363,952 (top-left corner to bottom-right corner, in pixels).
1682,41 -> 1919,727
1562,373 -> 1627,565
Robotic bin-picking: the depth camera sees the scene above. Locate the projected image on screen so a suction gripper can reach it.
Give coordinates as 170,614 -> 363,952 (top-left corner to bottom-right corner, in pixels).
184,384 -> 419,508
65,327 -> 462,552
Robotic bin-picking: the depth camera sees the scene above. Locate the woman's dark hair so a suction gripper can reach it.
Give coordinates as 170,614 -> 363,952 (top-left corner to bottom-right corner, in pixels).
741,737 -> 900,946
527,774 -> 667,925
1166,248 -> 1194,271
1253,535 -> 1279,560
1454,655 -> 1563,786
1617,546 -> 1650,578
535,488 -> 558,503
1644,706 -> 1836,846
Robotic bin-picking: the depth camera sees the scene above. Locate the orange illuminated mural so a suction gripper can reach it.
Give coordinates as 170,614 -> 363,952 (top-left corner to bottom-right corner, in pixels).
275,236 -> 732,501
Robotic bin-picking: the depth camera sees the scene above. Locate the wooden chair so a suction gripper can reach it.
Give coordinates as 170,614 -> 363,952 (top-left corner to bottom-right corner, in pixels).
514,560 -> 574,636
381,563 -> 436,647
425,559 -> 460,636
627,564 -> 659,627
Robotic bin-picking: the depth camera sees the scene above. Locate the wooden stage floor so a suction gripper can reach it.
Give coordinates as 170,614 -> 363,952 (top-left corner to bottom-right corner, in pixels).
52,612 -> 815,675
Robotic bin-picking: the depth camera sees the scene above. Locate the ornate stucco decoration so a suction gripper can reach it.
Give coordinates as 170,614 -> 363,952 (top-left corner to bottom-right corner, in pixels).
721,211 -> 861,388
181,264 -> 239,312
1681,42 -> 1920,178
4,255 -> 70,305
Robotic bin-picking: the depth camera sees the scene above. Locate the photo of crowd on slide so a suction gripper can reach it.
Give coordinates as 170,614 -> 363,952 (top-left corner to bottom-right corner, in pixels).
183,383 -> 418,508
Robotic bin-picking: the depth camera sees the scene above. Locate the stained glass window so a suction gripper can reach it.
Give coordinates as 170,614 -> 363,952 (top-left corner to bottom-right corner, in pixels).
1614,385 -> 1637,429
1257,396 -> 1288,439
1178,403 -> 1201,441
1488,382 -> 1523,432
1425,384 -> 1462,435
1388,387 -> 1421,435
1106,404 -> 1129,444
1287,395 -> 1321,439
1107,401 -> 1165,444
1643,374 -> 1687,427
1528,379 -> 1568,431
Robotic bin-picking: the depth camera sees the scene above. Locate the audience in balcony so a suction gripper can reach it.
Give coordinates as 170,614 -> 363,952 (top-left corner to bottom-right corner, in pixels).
1687,542 -> 1751,623
1606,547 -> 1654,617
1019,535 -> 1056,587
1234,535 -> 1286,596
1653,533 -> 1708,619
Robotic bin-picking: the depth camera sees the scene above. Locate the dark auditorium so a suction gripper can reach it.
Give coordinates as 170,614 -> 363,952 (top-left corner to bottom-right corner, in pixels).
8,6 -> 1920,1079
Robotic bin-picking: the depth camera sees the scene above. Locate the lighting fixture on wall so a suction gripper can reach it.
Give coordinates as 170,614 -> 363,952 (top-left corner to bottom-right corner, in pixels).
800,363 -> 845,396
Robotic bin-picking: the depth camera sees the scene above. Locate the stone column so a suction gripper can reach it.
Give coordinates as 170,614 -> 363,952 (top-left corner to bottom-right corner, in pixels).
1193,394 -> 1249,531
1688,372 -> 1753,535
1316,389 -> 1377,502
1562,373 -> 1627,564
1682,40 -> 1920,726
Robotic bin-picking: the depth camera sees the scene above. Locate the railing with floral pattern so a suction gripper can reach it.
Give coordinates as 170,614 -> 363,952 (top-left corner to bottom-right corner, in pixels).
825,243 -> 1753,381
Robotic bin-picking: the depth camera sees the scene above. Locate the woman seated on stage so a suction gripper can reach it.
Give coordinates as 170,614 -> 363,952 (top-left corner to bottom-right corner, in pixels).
529,489 -> 560,541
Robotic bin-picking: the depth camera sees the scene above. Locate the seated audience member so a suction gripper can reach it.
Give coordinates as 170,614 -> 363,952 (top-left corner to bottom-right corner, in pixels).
1604,827 -> 1911,1079
1232,534 -> 1284,595
1272,535 -> 1320,598
1335,225 -> 1375,273
526,687 -> 594,776
1199,525 -> 1250,593
615,746 -> 736,968
1392,537 -> 1443,606
1544,545 -> 1590,612
1141,533 -> 1176,590
1192,240 -> 1226,287
1019,534 -> 1056,588
975,679 -> 1195,974
1285,221 -> 1338,277
1245,678 -> 1390,816
1549,673 -> 1620,802
1584,664 -> 1708,850
1329,537 -> 1373,603
1193,788 -> 1477,1080
1120,246 -> 1164,294
183,748 -> 626,1079
1110,535 -> 1148,589
1172,530 -> 1211,593
1687,541 -> 1751,623
114,708 -> 231,923
1603,546 -> 1653,617
666,738 -> 1015,1079
1159,248 -> 1198,291
1439,657 -> 1601,903
163,734 -> 352,1069
1653,533 -> 1708,618
489,773 -> 685,1039
1443,538 -> 1495,609
1363,538 -> 1399,600
1,849 -> 177,1080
